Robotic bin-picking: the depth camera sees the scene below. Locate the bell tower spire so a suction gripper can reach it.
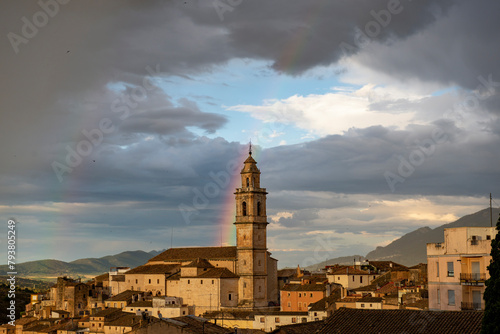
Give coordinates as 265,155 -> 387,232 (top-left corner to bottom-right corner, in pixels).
234,145 -> 269,308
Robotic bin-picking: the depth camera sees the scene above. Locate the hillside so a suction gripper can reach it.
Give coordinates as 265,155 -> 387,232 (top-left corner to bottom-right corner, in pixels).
365,207 -> 500,265
305,207 -> 499,269
0,250 -> 164,278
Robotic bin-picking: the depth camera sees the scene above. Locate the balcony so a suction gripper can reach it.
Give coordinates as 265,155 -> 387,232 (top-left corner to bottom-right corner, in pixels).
460,273 -> 486,285
461,302 -> 482,311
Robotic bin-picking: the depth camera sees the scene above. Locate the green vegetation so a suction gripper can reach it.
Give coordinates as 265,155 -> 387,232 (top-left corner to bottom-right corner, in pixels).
0,283 -> 34,325
482,214 -> 500,333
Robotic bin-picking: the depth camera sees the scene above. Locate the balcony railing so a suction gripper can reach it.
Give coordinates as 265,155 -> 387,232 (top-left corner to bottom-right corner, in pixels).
460,273 -> 486,283
461,302 -> 482,310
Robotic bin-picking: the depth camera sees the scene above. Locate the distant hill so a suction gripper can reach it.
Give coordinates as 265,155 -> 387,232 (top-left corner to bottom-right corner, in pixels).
365,207 -> 500,265
306,207 -> 499,268
0,250 -> 164,278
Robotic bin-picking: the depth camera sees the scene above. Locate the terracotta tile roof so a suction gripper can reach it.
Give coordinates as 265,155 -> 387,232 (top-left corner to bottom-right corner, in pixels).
269,320 -> 325,334
106,290 -> 144,302
14,317 -> 38,326
329,266 -> 371,275
128,301 -> 153,308
0,324 -> 15,329
106,314 -> 143,327
148,247 -> 237,262
317,308 -> 483,334
125,264 -> 180,275
308,290 -> 341,311
182,258 -> 215,268
23,324 -> 49,333
91,308 -> 123,318
377,282 -> 398,295
169,315 -> 232,333
369,261 -> 408,272
93,273 -> 109,281
358,296 -> 383,303
281,283 -> 326,292
277,269 -> 297,278
194,268 -> 239,279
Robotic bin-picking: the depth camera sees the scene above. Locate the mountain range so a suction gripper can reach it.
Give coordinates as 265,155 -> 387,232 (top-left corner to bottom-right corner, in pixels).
306,207 -> 499,270
3,208 -> 499,277
0,250 -> 164,278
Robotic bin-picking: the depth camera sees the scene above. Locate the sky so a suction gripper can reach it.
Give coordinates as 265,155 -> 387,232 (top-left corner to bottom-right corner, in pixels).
1,0 -> 500,269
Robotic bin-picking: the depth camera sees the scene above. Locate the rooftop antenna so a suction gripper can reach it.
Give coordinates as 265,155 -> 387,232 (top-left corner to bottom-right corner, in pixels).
490,193 -> 493,227
249,140 -> 252,155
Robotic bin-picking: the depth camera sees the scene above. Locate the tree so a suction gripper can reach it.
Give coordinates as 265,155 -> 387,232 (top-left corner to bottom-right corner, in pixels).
482,214 -> 500,333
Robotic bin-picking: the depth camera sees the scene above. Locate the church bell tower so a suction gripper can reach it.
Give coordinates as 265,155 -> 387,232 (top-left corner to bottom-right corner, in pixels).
235,145 -> 269,308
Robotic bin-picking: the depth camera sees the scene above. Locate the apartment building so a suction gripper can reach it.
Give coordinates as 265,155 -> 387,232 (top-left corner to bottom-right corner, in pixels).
427,226 -> 497,311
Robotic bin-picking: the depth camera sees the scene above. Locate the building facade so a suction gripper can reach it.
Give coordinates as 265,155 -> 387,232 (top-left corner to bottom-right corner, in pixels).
427,226 -> 497,311
113,150 -> 278,314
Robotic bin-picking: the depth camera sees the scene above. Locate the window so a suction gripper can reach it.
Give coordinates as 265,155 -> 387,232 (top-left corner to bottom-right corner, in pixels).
260,317 -> 265,323
361,304 -> 365,308
291,318 -> 296,323
447,262 -> 454,277
149,279 -> 151,284
299,293 -> 301,297
244,282 -> 247,288
246,178 -> 249,187
242,202 -> 247,216
436,262 -> 440,277
310,293 -> 313,297
212,280 -> 214,284
136,279 -> 138,284
287,292 -> 290,297
352,276 -> 355,282
287,302 -> 291,307
314,312 -> 317,316
448,290 -> 455,305
360,276 -> 363,284
201,280 -> 203,284
228,293 -> 232,301
275,317 -> 280,323
188,280 -> 190,284
157,279 -> 159,284
487,235 -> 491,240
257,202 -> 261,216
338,277 -> 340,281
437,289 -> 441,304
302,318 -> 307,323
114,303 -> 117,308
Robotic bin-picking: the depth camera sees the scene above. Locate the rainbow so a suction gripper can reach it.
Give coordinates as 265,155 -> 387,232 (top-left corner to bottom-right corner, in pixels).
215,1 -> 328,246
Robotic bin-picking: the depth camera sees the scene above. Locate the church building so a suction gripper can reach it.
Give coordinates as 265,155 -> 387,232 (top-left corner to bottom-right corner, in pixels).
113,149 -> 279,315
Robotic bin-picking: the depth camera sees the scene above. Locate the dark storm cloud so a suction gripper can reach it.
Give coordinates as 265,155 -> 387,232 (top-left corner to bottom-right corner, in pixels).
353,0 -> 500,90
120,99 -> 227,135
260,123 -> 500,197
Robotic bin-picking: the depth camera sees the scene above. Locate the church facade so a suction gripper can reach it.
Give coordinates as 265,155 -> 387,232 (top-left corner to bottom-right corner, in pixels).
112,150 -> 278,315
